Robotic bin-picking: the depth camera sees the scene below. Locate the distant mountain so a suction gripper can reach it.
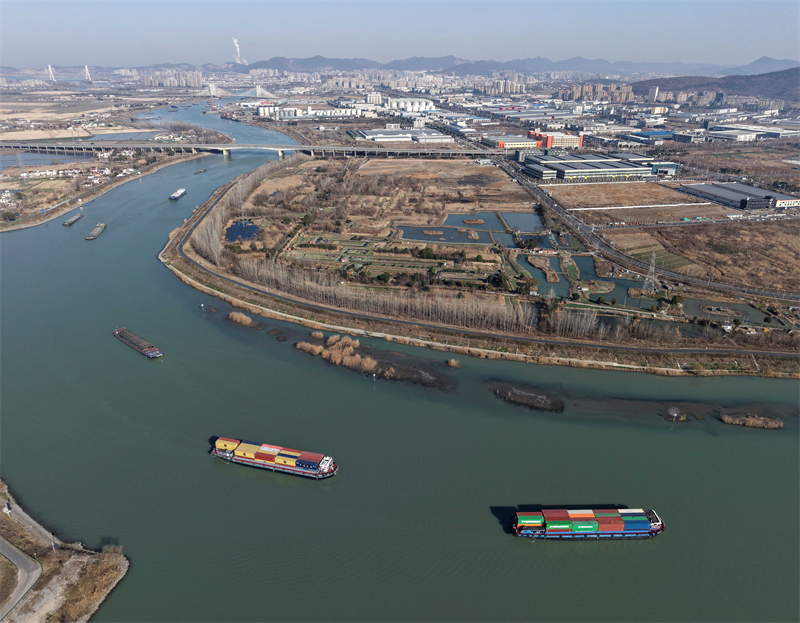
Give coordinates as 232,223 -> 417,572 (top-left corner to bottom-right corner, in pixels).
236,56 -> 382,73
720,56 -> 800,76
380,56 -> 467,71
443,57 -> 736,76
632,67 -> 800,102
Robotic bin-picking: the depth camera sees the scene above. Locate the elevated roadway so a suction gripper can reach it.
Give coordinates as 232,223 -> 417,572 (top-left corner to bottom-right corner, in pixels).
0,141 -> 501,159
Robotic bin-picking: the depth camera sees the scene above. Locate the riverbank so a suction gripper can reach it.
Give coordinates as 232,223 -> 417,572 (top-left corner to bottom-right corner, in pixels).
0,480 -> 128,622
158,176 -> 798,378
0,152 -> 206,232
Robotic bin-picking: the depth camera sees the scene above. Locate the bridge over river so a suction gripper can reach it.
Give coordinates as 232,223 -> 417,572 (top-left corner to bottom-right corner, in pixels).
0,141 -> 500,159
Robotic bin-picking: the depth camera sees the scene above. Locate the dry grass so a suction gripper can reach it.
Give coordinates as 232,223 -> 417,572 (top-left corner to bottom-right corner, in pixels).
228,311 -> 257,327
720,414 -> 784,429
296,335 -> 378,373
446,358 -> 463,368
647,221 -> 800,291
50,552 -> 128,622
0,554 -> 18,607
311,331 -> 324,339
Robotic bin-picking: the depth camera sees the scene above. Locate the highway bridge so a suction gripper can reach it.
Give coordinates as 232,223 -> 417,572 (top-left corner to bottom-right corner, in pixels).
0,141 -> 501,159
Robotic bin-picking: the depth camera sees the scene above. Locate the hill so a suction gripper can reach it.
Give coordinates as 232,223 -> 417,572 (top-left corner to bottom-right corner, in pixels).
632,68 -> 800,102
721,56 -> 800,76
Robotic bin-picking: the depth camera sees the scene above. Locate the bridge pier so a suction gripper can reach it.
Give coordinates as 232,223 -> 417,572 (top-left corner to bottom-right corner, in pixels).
222,149 -> 229,156
278,150 -> 284,159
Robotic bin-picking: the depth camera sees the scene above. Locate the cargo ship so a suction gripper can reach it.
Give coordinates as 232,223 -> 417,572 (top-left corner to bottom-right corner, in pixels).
85,223 -> 105,240
212,437 -> 338,479
193,169 -> 206,174
514,508 -> 665,539
63,214 -> 83,227
114,328 -> 164,358
169,188 -> 186,200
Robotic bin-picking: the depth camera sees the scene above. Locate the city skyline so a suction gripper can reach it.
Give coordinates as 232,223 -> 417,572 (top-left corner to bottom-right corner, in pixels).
2,1 -> 798,69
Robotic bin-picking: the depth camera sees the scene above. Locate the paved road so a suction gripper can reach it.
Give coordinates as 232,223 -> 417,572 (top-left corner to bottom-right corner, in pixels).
171,187 -> 799,360
0,535 -> 41,621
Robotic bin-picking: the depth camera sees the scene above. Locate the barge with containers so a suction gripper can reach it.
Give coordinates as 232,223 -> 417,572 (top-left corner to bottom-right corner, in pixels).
114,328 -> 164,358
212,437 -> 338,479
514,508 -> 665,539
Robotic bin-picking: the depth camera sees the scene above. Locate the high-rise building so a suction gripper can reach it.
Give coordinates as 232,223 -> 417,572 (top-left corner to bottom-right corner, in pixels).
648,86 -> 659,103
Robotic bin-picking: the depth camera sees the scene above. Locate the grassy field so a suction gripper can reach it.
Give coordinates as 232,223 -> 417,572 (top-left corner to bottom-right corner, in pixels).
604,230 -> 702,275
0,554 -> 17,608
646,220 -> 800,291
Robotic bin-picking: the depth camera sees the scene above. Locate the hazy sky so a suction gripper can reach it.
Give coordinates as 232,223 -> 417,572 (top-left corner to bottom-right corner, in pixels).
3,1 -> 799,68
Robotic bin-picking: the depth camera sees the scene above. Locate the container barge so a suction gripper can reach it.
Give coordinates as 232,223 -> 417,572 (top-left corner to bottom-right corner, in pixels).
85,223 -> 105,240
514,508 -> 665,539
63,214 -> 83,227
212,437 -> 338,479
169,188 -> 186,200
114,328 -> 164,358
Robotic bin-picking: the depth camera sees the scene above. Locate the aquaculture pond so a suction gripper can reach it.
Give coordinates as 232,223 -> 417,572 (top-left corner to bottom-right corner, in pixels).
443,212 -> 506,231
397,226 -> 494,245
501,212 -> 544,233
226,219 -> 260,242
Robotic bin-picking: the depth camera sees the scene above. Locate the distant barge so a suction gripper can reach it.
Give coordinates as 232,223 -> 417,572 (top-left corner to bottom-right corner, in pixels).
193,169 -> 206,174
63,214 -> 83,227
85,223 -> 105,240
114,328 -> 163,358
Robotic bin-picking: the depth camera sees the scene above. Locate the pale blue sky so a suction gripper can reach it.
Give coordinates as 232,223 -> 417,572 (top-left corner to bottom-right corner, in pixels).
3,1 -> 798,68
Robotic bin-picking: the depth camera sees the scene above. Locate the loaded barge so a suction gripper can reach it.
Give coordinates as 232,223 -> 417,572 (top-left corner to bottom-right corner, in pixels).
85,223 -> 105,240
212,437 -> 338,479
514,508 -> 665,539
63,214 -> 83,226
169,188 -> 186,200
114,328 -> 164,358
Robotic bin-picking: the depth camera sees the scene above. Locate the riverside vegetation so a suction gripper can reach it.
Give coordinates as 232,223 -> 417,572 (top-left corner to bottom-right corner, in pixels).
178,155 -> 798,378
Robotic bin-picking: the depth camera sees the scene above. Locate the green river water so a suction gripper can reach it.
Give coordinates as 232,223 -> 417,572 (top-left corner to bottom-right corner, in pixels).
1,107 -> 798,621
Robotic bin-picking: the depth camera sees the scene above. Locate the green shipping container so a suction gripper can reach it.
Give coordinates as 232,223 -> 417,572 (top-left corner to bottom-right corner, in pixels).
546,522 -> 572,528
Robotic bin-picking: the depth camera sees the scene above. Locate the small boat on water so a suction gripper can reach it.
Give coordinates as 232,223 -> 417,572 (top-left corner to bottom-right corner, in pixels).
169,188 -> 186,200
85,223 -> 105,240
194,169 -> 206,175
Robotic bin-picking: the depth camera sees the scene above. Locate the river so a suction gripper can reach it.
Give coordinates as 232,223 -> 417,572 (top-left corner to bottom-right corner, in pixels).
1,102 -> 797,622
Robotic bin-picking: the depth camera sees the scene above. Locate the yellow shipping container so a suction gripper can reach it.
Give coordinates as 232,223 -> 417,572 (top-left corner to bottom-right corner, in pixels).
215,438 -> 240,451
234,443 -> 261,459
275,456 -> 297,467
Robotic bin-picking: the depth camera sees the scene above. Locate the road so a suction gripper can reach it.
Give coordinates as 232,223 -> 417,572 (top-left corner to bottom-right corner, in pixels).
170,183 -> 798,360
0,535 -> 41,621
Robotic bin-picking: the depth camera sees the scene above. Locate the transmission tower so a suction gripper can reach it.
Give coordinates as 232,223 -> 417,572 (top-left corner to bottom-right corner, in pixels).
48,65 -> 56,81
644,250 -> 657,292
83,65 -> 92,82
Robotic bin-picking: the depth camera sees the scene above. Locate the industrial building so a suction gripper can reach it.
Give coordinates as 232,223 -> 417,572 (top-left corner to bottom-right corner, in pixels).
356,127 -> 453,143
521,153 -> 654,180
678,183 -> 796,210
482,136 -> 541,150
714,182 -> 800,208
527,131 -> 583,148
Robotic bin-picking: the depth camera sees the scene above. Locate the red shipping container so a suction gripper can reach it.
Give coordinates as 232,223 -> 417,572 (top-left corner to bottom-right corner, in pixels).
298,451 -> 324,463
592,509 -> 619,514
598,525 -> 623,531
542,510 -> 570,517
254,452 -> 275,462
596,517 -> 624,523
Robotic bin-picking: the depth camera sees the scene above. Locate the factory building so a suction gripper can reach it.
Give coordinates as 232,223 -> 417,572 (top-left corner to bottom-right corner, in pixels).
679,184 -> 774,210
356,128 -> 453,143
706,130 -> 758,142
527,131 -> 583,148
714,182 -> 800,208
482,136 -> 541,150
521,153 -> 654,180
